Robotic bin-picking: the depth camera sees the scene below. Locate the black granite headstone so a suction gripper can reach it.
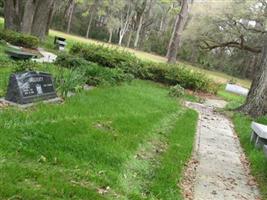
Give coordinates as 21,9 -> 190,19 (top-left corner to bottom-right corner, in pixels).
5,71 -> 57,104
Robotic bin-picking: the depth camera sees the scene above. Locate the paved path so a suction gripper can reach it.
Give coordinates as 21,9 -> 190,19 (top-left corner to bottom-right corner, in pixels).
186,100 -> 260,200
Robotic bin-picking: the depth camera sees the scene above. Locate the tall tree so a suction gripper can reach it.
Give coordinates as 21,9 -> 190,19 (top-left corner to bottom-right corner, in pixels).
64,0 -> 76,33
133,0 -> 148,48
167,0 -> 189,63
241,36 -> 267,117
185,0 -> 267,116
118,1 -> 133,46
3,0 -> 56,40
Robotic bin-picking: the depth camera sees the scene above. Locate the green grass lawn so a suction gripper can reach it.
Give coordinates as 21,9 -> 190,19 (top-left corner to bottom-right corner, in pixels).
0,80 -> 198,200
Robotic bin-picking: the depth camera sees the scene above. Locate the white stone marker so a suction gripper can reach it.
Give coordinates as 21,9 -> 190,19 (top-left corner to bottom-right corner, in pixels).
225,84 -> 249,96
251,122 -> 267,148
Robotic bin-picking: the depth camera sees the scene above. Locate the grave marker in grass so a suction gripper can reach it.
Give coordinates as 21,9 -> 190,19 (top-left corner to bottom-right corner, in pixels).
5,71 -> 58,104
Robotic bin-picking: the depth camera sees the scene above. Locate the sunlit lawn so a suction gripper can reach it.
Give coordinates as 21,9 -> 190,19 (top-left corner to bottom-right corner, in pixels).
0,80 -> 198,199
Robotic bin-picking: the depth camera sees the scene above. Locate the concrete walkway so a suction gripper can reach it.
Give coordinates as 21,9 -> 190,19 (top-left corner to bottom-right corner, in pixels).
186,100 -> 261,200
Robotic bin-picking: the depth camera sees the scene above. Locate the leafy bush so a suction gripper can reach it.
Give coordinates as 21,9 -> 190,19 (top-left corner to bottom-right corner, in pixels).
83,64 -> 134,86
55,53 -> 90,69
0,29 -> 39,48
13,60 -> 38,72
169,84 -> 185,98
70,43 -> 219,93
54,68 -> 86,98
56,53 -> 134,86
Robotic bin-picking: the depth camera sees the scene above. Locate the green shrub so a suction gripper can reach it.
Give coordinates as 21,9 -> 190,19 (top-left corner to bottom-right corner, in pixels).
55,53 -> 90,69
54,68 -> 86,98
169,84 -> 185,97
82,64 -> 134,86
0,29 -> 39,48
70,43 -> 219,93
56,53 -> 134,86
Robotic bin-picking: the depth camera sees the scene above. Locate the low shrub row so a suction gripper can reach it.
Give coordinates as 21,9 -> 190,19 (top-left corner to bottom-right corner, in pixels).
56,53 -> 134,87
0,29 -> 39,48
70,43 -> 220,93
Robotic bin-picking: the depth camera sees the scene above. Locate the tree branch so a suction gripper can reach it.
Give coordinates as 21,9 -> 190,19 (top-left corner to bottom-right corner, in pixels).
200,40 -> 262,53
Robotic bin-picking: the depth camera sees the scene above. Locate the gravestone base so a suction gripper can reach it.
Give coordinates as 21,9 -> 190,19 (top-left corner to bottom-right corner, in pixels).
0,97 -> 63,108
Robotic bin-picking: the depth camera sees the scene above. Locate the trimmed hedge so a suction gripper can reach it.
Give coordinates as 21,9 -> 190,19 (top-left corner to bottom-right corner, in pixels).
70,43 -> 220,93
0,29 -> 39,48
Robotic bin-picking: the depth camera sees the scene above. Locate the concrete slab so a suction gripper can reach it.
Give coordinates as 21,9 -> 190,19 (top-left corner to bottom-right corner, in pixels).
186,100 -> 260,200
225,84 -> 249,96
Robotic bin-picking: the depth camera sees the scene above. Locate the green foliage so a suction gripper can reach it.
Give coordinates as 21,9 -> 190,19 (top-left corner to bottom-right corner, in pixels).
83,65 -> 134,86
169,84 -> 185,98
70,43 -> 141,69
0,29 -> 39,48
56,53 -> 134,86
70,43 -> 219,93
55,53 -> 90,69
12,61 -> 38,72
55,68 -> 86,98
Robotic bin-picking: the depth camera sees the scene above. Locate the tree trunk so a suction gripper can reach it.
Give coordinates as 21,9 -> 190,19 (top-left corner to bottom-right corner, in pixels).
21,0 -> 38,34
4,0 -> 20,31
127,31 -> 133,47
118,30 -> 123,46
86,12 -> 94,38
166,14 -> 179,58
66,0 -> 75,33
31,0 -> 55,40
4,0 -> 55,40
108,29 -> 113,43
167,0 -> 189,63
134,15 -> 143,49
240,38 -> 267,117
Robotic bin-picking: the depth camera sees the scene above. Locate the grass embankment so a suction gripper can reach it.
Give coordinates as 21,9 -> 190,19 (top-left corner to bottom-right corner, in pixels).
0,80 -> 198,199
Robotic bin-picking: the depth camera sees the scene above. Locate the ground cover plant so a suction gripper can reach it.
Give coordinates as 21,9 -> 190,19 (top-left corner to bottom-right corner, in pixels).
0,80 -> 198,199
70,43 -> 219,94
48,29 -> 251,88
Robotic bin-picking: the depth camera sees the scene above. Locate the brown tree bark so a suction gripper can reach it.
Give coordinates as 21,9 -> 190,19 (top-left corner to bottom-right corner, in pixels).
31,0 -> 55,40
21,0 -> 39,34
167,0 -> 189,63
4,0 -> 55,40
4,0 -> 20,31
240,37 -> 267,117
